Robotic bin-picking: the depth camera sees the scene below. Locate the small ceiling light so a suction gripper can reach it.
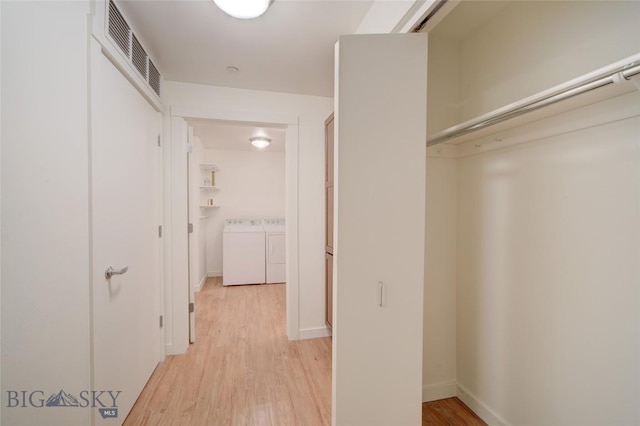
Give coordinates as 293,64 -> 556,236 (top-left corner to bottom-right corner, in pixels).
250,136 -> 271,149
213,0 -> 273,20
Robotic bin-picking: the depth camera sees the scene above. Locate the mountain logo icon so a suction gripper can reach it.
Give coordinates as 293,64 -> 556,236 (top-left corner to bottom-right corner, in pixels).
45,390 -> 80,407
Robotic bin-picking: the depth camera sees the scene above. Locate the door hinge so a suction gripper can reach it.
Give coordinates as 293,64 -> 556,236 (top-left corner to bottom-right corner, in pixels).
189,302 -> 194,313
188,223 -> 193,234
157,134 -> 161,147
159,315 -> 164,328
158,225 -> 163,238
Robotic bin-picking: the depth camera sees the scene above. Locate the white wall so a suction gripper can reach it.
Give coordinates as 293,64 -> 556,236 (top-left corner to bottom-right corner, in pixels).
457,0 -> 640,122
457,103 -> 640,425
1,2 -> 92,425
164,81 -> 332,336
203,149 -> 285,276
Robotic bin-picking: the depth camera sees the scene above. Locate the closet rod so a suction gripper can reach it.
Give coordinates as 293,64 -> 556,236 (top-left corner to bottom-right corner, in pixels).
427,61 -> 640,147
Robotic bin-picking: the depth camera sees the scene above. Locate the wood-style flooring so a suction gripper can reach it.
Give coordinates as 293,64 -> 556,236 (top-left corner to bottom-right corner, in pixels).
126,277 -> 485,425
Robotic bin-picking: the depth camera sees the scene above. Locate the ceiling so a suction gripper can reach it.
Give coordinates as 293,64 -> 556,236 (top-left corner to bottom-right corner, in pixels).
190,120 -> 287,152
118,0 -> 374,97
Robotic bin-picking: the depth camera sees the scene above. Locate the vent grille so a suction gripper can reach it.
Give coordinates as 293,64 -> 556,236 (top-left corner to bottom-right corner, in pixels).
148,61 -> 161,96
107,0 -> 161,96
108,0 -> 130,57
132,34 -> 148,79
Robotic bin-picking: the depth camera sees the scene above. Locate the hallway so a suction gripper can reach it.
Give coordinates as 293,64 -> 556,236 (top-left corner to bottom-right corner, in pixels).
125,278 -> 332,425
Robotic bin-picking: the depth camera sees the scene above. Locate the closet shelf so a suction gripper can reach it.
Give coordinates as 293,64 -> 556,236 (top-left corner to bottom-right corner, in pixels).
199,185 -> 220,190
427,54 -> 640,147
200,205 -> 221,209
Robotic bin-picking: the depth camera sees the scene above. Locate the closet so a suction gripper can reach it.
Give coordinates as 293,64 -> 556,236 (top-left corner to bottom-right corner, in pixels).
422,1 -> 640,425
333,1 -> 639,425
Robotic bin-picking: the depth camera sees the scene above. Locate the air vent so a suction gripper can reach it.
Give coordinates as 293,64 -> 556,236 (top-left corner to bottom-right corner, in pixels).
107,0 -> 161,97
132,34 -> 148,79
108,0 -> 130,57
148,60 -> 161,96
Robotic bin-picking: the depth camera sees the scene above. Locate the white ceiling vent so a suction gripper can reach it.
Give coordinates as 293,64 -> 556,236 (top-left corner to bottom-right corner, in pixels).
107,0 -> 161,96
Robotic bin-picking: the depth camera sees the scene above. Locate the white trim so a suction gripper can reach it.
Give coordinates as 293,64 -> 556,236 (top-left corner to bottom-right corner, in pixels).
422,381 -> 457,402
171,105 -> 298,126
298,326 -> 331,340
457,384 -> 508,426
207,270 -> 222,278
393,0 -> 457,34
285,123 -> 300,341
195,274 -> 207,292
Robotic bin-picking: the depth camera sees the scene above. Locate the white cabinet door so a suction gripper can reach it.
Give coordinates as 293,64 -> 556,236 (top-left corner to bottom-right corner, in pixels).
333,33 -> 427,426
90,39 -> 162,424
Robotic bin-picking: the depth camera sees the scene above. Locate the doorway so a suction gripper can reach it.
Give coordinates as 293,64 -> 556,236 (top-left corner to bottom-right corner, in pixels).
185,119 -> 288,341
166,109 -> 301,354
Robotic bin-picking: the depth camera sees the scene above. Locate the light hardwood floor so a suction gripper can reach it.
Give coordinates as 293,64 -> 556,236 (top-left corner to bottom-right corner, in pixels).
126,277 -> 484,425
125,278 -> 331,425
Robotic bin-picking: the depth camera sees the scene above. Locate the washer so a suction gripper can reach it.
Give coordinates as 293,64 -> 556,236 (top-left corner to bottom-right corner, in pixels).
223,219 -> 265,286
264,218 -> 286,284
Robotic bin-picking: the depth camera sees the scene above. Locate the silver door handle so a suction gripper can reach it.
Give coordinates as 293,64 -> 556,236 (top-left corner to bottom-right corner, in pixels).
105,266 -> 129,280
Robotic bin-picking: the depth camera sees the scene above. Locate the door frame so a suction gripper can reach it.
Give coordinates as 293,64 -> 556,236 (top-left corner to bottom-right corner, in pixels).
165,106 -> 300,354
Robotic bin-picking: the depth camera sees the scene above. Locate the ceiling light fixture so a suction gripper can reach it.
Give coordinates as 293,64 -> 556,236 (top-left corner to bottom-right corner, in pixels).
213,0 -> 273,20
250,136 -> 271,149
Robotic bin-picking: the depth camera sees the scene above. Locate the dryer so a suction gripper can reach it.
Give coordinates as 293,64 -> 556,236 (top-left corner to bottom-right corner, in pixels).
223,219 -> 265,286
264,218 -> 286,284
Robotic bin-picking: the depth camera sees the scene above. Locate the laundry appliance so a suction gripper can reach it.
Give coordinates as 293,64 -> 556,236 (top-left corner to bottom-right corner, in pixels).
222,219 -> 265,286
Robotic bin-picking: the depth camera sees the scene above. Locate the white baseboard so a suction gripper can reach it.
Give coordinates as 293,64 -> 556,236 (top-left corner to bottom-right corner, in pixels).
298,326 -> 331,340
422,381 -> 457,402
194,274 -> 208,292
208,270 -> 222,277
457,384 -> 508,426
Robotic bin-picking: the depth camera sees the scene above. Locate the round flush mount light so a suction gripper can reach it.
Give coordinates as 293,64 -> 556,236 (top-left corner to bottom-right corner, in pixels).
213,0 -> 273,19
250,136 -> 271,149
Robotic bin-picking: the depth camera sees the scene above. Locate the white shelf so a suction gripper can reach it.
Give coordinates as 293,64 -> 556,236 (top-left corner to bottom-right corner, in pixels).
199,185 -> 220,190
199,216 -> 210,220
199,205 -> 221,208
199,163 -> 220,172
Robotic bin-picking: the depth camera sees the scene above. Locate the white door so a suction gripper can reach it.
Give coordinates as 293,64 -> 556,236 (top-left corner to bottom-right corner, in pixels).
333,33 -> 428,425
90,39 -> 162,424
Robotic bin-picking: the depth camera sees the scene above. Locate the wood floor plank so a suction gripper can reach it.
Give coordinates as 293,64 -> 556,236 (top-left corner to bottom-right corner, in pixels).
125,278 -> 332,426
126,277 -> 484,426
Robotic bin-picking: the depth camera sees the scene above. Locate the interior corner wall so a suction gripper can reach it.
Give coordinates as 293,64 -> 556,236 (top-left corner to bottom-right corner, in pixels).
1,2 -> 92,425
422,152 -> 458,402
456,108 -> 640,425
203,149 -> 286,277
163,81 -> 333,334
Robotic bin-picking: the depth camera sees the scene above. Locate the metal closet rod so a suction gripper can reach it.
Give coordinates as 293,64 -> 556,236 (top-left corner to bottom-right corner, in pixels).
427,61 -> 640,147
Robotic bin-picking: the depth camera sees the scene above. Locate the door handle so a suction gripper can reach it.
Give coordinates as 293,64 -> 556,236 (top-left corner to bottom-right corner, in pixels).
105,266 -> 129,280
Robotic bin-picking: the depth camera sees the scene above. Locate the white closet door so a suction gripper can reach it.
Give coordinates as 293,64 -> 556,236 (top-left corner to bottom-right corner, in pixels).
333,33 -> 428,426
90,38 -> 162,424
